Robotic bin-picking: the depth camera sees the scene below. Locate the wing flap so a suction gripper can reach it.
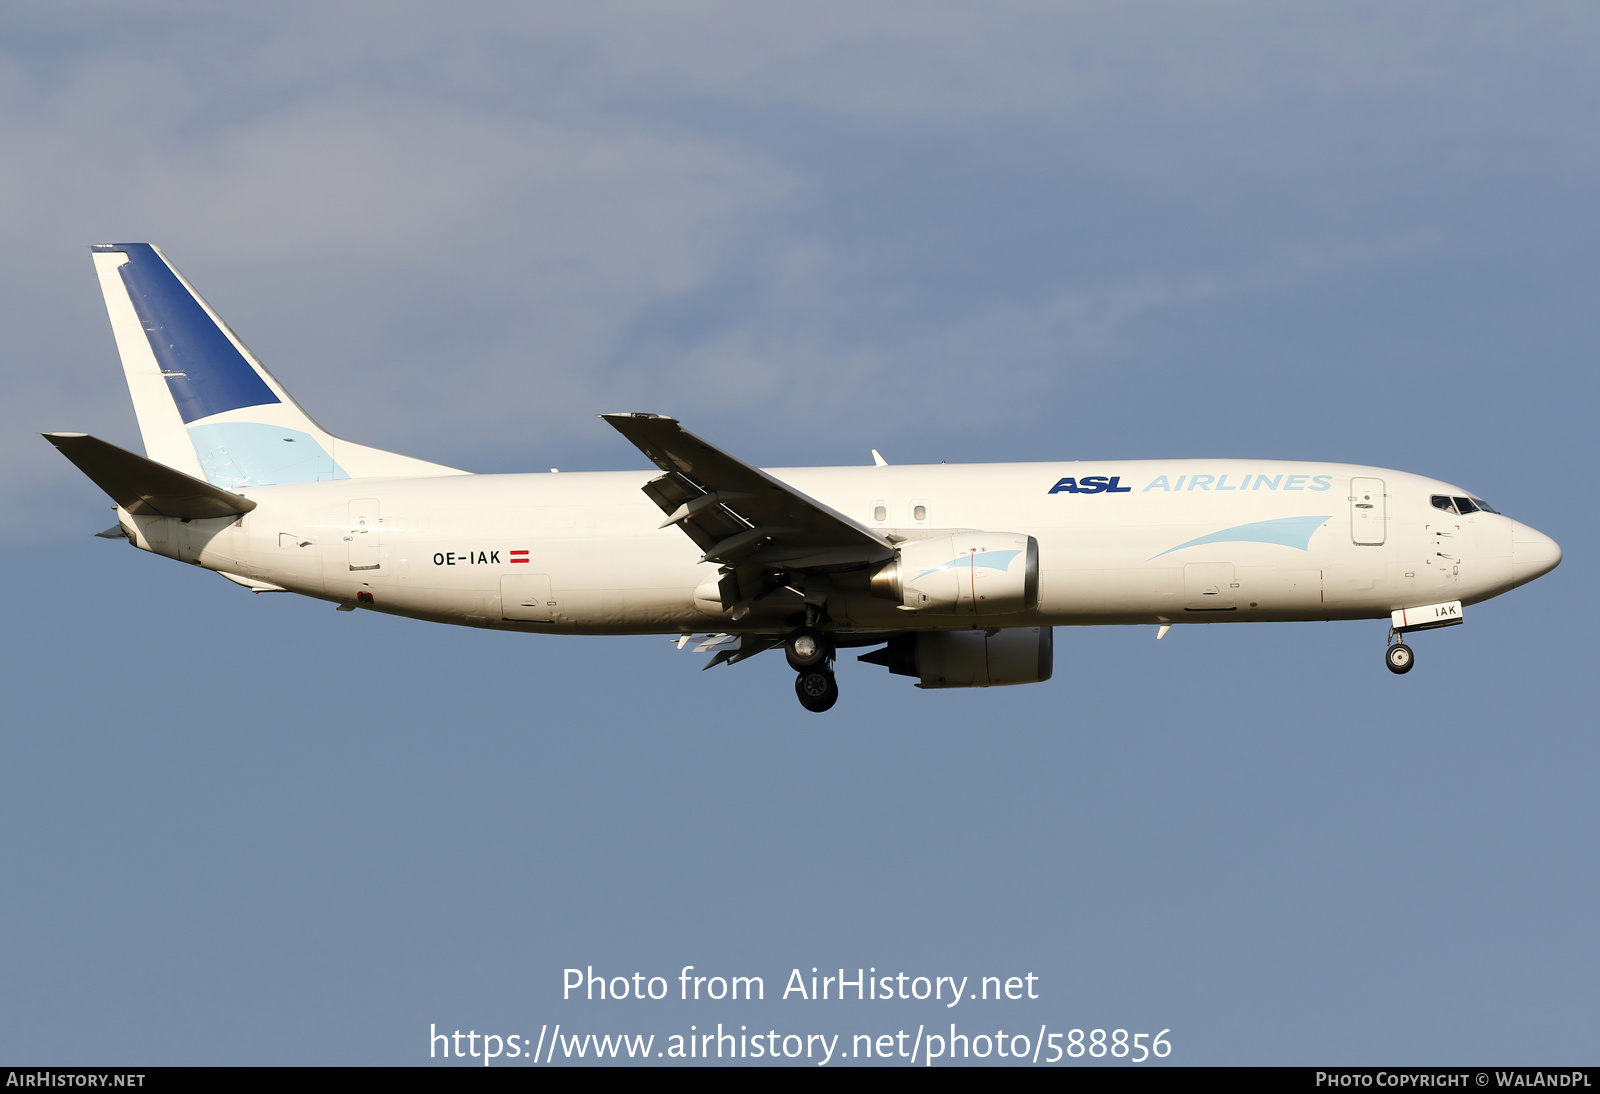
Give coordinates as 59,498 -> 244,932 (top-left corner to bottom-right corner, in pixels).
639,472 -> 749,554
602,413 -> 895,568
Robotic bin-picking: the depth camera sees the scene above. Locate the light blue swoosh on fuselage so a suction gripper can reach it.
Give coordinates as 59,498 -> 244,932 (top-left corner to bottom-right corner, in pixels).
1150,515 -> 1332,560
912,549 -> 1022,583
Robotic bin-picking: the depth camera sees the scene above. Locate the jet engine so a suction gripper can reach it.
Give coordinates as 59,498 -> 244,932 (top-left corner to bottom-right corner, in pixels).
869,532 -> 1038,615
860,627 -> 1053,688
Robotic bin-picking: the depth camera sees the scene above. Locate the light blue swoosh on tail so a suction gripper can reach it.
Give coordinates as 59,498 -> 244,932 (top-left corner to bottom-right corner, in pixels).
187,422 -> 350,488
913,549 -> 1022,583
1150,515 -> 1332,559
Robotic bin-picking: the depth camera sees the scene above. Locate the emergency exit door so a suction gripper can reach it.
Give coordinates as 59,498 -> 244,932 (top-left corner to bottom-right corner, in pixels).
1351,478 -> 1386,546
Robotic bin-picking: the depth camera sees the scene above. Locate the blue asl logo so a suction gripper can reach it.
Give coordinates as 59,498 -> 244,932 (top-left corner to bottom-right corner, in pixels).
1048,476 -> 1131,495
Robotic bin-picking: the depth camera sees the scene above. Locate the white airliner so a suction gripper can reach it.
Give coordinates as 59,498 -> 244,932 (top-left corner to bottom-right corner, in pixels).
47,244 -> 1562,711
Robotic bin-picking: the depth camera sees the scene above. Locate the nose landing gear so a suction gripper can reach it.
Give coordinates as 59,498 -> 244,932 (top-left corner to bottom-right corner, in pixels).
1383,600 -> 1464,675
1385,640 -> 1415,675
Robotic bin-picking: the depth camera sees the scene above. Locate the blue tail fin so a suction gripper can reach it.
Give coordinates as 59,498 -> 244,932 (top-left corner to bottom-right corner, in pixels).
90,244 -> 466,486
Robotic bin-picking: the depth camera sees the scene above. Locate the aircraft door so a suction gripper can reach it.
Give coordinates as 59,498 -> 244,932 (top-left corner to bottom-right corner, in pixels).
347,498 -> 381,571
502,574 -> 554,622
1183,562 -> 1237,610
1351,477 -> 1386,546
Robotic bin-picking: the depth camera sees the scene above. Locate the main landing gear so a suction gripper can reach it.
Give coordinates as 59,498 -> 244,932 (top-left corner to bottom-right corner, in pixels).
786,624 -> 838,712
795,666 -> 839,712
784,625 -> 829,671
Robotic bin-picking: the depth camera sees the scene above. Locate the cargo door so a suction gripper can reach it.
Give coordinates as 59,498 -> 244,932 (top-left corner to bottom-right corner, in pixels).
347,498 -> 381,571
1184,562 -> 1237,610
1351,477 -> 1386,546
501,574 -> 554,622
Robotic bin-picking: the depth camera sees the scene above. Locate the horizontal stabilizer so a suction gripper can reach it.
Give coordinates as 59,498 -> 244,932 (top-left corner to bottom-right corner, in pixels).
43,433 -> 257,519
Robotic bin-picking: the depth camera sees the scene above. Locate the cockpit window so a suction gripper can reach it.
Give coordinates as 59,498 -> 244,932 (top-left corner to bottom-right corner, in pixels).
1471,497 -> 1500,514
1453,496 -> 1479,515
1431,495 -> 1457,514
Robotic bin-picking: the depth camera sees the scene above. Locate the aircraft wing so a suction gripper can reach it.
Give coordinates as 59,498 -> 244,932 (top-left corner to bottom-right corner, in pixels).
601,413 -> 896,569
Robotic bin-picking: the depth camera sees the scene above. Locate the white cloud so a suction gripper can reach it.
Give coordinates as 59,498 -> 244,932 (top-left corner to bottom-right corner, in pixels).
5,1 -> 1598,536
0,46 -> 789,531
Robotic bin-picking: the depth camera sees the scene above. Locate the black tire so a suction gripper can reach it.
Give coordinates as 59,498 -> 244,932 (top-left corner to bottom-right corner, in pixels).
794,668 -> 839,713
1386,643 -> 1415,675
785,626 -> 831,671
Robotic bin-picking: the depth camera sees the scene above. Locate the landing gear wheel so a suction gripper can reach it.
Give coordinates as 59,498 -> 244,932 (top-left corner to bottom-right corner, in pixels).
794,668 -> 839,713
1386,643 -> 1415,675
785,626 -> 831,671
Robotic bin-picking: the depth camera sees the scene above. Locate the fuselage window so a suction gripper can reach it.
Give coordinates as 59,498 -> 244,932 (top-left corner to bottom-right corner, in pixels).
1431,495 -> 1457,514
914,505 -> 927,521
873,506 -> 886,522
1452,496 -> 1479,515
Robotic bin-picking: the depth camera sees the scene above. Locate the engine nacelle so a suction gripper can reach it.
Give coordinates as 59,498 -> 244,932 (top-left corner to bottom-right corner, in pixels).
861,627 -> 1053,688
870,532 -> 1038,615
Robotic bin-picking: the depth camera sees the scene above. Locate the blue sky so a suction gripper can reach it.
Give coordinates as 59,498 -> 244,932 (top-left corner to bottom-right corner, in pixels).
1,2 -> 1595,1065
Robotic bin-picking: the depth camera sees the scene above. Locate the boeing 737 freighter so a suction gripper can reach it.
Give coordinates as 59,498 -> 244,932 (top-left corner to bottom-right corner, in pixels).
47,244 -> 1562,711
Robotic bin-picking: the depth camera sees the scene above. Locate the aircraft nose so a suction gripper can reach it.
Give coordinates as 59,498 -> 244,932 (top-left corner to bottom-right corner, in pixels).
1510,521 -> 1562,585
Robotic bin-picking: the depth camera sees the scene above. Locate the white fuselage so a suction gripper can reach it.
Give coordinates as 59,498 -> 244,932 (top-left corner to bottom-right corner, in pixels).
118,459 -> 1556,635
